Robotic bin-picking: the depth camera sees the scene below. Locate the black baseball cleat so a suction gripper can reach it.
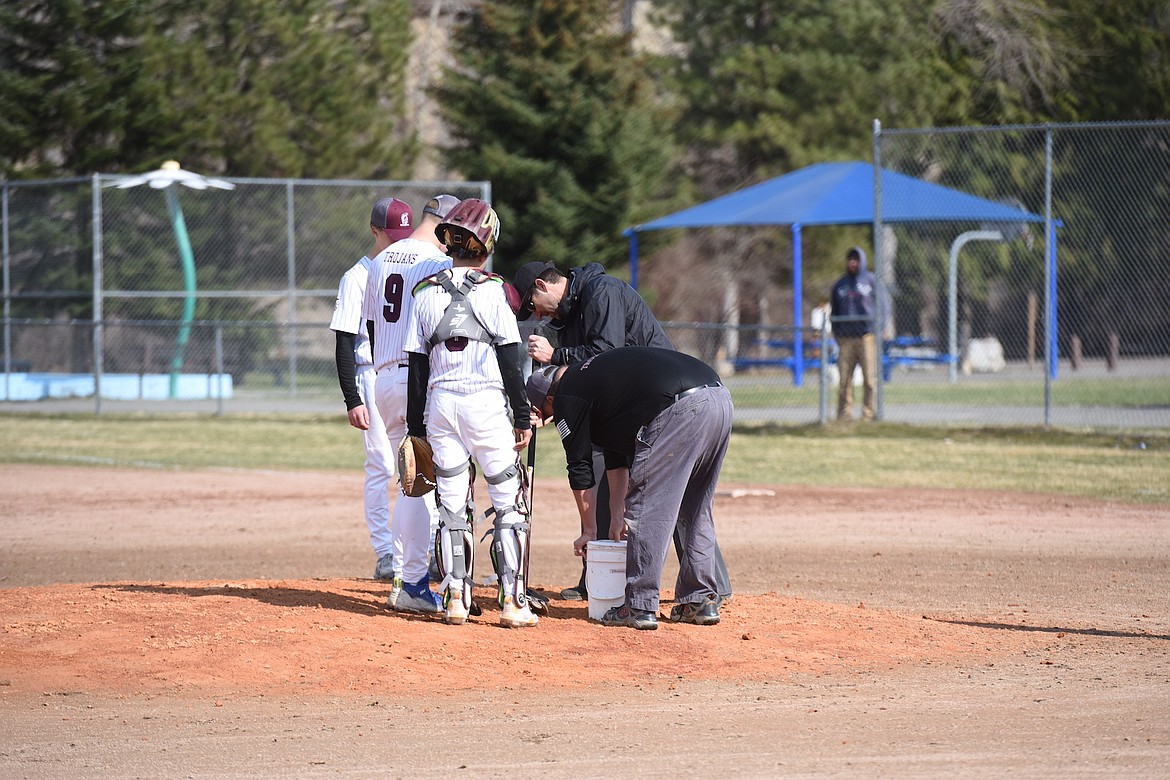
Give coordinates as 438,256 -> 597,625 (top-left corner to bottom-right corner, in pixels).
559,585 -> 587,601
526,588 -> 550,613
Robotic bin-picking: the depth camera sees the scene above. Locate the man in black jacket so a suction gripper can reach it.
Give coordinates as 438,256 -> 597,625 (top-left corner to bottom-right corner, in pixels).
513,261 -> 669,364
525,347 -> 732,630
513,261 -> 733,604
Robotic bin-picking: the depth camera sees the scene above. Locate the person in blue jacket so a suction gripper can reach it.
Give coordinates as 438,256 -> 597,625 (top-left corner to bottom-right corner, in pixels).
829,246 -> 877,420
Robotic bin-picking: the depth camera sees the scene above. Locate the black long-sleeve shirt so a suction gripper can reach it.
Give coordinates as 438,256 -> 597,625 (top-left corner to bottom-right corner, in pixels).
550,346 -> 721,490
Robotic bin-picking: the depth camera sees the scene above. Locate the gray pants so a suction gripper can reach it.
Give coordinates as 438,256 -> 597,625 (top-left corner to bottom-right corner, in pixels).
623,385 -> 733,613
571,448 -> 733,600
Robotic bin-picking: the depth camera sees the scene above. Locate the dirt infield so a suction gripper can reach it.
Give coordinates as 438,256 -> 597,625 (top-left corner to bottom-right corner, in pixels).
1,464 -> 1168,778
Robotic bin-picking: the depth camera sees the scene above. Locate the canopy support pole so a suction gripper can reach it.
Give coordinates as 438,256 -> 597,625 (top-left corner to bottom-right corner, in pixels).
629,231 -> 639,290
792,223 -> 803,386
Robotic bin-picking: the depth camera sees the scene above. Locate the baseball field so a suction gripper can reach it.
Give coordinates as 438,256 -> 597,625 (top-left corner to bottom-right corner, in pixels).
1,416 -> 1168,778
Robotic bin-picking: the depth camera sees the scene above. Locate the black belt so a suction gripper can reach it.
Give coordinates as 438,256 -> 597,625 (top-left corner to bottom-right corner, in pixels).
398,363 -> 409,368
674,382 -> 722,402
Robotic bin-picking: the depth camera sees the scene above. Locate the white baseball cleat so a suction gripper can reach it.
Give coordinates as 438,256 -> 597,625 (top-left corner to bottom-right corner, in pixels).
385,576 -> 403,609
499,595 -> 539,628
444,591 -> 469,625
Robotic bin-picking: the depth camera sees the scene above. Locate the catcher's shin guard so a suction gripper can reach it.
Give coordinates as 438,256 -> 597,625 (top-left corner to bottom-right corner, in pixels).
435,503 -> 474,616
488,507 -> 530,609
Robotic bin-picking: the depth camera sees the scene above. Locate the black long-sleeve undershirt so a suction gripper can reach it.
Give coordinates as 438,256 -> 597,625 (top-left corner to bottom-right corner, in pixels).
333,331 -> 362,410
494,341 -> 532,431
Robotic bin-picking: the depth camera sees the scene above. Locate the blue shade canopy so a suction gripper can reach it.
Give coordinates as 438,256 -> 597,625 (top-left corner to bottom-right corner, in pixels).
622,160 -> 1051,388
628,161 -> 1042,232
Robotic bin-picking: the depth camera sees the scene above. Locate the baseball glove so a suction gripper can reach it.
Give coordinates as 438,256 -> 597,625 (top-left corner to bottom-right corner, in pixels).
397,435 -> 437,497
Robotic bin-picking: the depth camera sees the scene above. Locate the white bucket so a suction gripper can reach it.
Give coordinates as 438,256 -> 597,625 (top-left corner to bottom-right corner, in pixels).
585,540 -> 627,621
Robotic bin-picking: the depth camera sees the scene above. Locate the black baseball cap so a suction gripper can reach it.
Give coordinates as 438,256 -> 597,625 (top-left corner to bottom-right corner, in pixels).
525,364 -> 561,413
512,261 -> 556,321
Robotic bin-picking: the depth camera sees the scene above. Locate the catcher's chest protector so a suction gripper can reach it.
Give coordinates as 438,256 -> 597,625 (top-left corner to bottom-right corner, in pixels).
428,269 -> 498,347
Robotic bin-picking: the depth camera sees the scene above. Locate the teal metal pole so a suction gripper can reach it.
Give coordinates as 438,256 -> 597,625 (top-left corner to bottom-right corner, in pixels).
165,188 -> 197,399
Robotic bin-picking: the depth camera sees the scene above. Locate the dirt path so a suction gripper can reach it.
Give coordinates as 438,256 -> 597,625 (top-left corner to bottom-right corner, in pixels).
1,464 -> 1167,777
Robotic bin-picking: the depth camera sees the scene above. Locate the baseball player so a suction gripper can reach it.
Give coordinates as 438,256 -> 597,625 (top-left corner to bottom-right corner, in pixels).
330,197 -> 416,581
403,198 -> 536,628
361,194 -> 462,613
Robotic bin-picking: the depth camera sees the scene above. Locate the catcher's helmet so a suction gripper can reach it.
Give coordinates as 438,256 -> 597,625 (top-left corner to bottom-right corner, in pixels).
436,198 -> 500,259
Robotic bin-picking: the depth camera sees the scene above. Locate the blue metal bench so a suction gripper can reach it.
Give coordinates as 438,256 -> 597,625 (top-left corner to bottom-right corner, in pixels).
732,335 -> 956,383
881,336 -> 957,381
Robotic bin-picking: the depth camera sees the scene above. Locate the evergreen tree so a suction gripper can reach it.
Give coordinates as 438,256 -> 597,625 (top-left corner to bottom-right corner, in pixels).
0,0 -> 416,180
933,0 -> 1080,123
1053,0 -> 1170,122
0,0 -> 166,177
433,0 -> 681,273
142,0 -> 416,179
935,0 -> 1170,124
650,0 -> 960,189
643,0 -> 967,328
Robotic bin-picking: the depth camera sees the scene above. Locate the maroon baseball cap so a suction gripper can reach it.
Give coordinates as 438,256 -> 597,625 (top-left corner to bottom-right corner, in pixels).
370,198 -> 413,241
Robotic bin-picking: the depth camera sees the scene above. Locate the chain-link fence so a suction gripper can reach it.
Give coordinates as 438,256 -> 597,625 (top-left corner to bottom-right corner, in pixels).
3,123 -> 1169,431
1,175 -> 489,413
870,121 -> 1170,430
622,122 -> 1169,431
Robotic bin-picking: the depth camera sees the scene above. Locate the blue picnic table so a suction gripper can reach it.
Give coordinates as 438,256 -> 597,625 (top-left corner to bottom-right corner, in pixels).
732,335 -> 956,381
880,336 -> 957,380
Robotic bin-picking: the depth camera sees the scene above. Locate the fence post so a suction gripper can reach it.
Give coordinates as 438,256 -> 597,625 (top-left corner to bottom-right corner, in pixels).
3,180 -> 10,401
1043,126 -> 1054,426
92,173 -> 104,416
1070,334 -> 1082,370
1026,291 -> 1037,369
818,320 -> 829,425
872,118 -> 885,421
215,324 -> 225,416
285,180 -> 298,396
1107,332 -> 1120,371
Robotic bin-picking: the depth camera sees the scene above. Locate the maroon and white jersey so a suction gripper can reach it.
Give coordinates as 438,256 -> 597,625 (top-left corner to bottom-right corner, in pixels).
362,237 -> 451,372
405,268 -> 521,394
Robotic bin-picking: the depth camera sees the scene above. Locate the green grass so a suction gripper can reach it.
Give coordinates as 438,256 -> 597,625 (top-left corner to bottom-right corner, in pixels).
727,375 -> 1170,408
725,424 -> 1168,504
0,414 -> 1166,506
